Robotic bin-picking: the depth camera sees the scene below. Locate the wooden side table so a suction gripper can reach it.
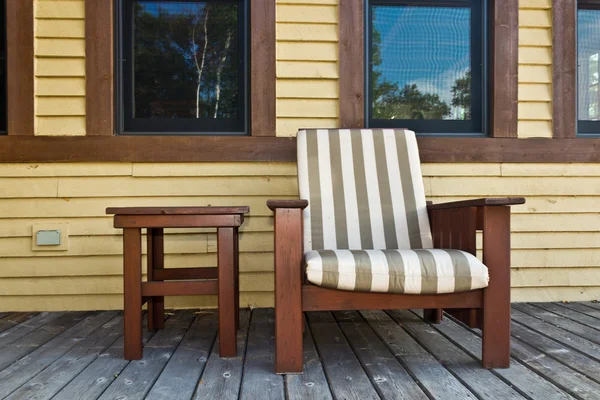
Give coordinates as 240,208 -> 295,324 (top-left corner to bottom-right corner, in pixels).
106,206 -> 249,360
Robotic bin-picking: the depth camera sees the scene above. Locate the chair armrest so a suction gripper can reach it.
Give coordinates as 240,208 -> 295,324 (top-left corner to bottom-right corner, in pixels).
427,197 -> 525,210
267,200 -> 309,211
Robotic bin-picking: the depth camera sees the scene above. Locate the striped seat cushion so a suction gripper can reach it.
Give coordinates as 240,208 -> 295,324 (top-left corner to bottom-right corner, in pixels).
305,249 -> 489,294
297,129 -> 433,252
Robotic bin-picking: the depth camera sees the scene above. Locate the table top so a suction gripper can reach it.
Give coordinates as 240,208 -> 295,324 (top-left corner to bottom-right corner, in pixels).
106,206 -> 250,216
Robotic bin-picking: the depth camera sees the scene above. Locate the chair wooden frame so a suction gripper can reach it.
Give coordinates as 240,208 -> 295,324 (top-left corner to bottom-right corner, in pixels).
267,197 -> 525,374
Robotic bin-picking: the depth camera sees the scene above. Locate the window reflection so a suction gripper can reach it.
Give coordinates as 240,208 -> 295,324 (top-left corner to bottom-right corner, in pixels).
578,9 -> 600,121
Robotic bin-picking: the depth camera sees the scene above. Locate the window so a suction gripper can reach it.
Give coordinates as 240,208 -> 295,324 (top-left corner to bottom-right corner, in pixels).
117,0 -> 248,135
366,0 -> 487,134
578,1 -> 600,134
0,0 -> 6,134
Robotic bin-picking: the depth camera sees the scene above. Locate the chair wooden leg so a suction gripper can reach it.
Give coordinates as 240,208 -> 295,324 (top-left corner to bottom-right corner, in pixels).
218,227 -> 237,357
423,309 -> 443,324
274,208 -> 304,374
148,228 -> 165,330
482,206 -> 511,369
234,228 -> 240,331
123,228 -> 143,360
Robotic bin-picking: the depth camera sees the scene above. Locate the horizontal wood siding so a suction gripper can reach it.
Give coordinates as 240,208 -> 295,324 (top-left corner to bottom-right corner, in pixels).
518,0 -> 553,138
276,0 -> 339,136
35,0 -> 86,136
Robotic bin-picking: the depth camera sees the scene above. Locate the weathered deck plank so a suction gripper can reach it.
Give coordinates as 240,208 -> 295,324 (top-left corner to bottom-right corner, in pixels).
0,304 -> 598,400
97,310 -> 196,400
362,310 -> 476,400
389,310 -> 525,400
334,310 -> 428,400
414,310 -> 574,400
285,316 -> 333,400
308,312 -> 380,400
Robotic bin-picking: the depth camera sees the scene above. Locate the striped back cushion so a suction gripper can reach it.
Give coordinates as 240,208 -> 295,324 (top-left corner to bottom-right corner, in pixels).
297,129 -> 433,252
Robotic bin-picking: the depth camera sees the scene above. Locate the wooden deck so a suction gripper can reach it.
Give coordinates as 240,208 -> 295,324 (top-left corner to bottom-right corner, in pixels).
1,303 -> 600,399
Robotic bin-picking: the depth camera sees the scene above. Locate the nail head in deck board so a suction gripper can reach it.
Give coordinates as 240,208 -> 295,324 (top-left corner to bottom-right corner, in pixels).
0,312 -> 63,347
192,310 -> 250,400
533,302 -> 600,331
98,310 -> 196,400
6,313 -> 123,400
52,314 -> 156,400
306,311 -> 380,400
0,313 -> 37,334
511,309 -> 600,362
558,302 -> 600,321
388,310 -> 525,400
361,310 -> 476,400
239,309 -> 285,400
0,311 -> 115,396
285,316 -> 334,400
145,312 -> 218,400
423,311 -> 575,400
513,303 -> 600,345
333,311 -> 428,400
510,321 -> 600,383
0,312 -> 88,372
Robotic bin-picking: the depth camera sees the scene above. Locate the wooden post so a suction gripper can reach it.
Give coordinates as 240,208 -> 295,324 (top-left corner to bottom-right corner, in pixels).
218,227 -> 237,357
123,228 -> 143,360
274,208 -> 304,374
482,206 -> 511,368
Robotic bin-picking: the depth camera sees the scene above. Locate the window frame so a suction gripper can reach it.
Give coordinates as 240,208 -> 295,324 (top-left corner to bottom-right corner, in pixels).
576,0 -> 600,136
365,0 -> 488,136
116,0 -> 250,136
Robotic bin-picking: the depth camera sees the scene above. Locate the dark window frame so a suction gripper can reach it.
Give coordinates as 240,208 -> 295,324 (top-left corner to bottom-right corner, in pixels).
365,0 -> 488,136
116,0 -> 250,135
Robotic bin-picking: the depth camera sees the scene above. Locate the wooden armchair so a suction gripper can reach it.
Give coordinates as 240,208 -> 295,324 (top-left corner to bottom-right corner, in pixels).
267,129 -> 525,374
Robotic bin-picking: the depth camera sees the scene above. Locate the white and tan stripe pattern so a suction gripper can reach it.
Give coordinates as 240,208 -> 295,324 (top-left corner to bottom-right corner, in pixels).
297,129 -> 433,252
304,249 -> 489,294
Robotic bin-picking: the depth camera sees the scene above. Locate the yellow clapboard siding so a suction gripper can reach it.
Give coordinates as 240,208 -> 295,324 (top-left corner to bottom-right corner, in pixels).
519,83 -> 552,101
277,42 -> 338,61
36,19 -> 85,38
36,1 -> 85,19
511,214 -> 600,232
36,38 -> 85,57
277,61 -> 338,78
36,116 -> 86,136
519,0 -> 552,9
36,77 -> 86,96
132,162 -> 296,177
518,102 -> 552,120
277,80 -> 338,99
429,177 -> 600,196
56,176 -> 297,197
0,195 -> 295,218
512,249 -> 600,268
421,163 -> 501,176
276,23 -> 338,42
0,252 -> 275,277
0,163 -> 132,177
519,9 -> 552,27
512,287 -> 600,303
0,215 -> 273,238
277,99 -> 338,118
518,120 -> 553,138
0,272 -> 273,295
518,65 -> 551,83
518,47 -> 552,65
276,117 -> 338,136
512,268 -> 600,288
519,28 -> 552,46
501,163 -> 600,176
0,178 -> 58,198
277,5 -> 338,24
0,293 -> 274,312
36,58 -> 85,77
36,97 -> 85,116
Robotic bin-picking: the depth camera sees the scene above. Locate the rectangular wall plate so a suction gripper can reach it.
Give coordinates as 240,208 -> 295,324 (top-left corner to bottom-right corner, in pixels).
32,222 -> 69,251
36,230 -> 61,245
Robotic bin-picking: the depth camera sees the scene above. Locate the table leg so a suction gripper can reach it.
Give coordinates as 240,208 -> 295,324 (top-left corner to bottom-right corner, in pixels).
234,227 -> 240,331
151,228 -> 165,329
218,227 -> 236,357
123,228 -> 143,360
147,228 -> 156,331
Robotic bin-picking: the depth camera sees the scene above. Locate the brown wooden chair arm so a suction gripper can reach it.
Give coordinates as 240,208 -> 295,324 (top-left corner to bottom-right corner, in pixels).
427,197 -> 525,211
267,199 -> 309,211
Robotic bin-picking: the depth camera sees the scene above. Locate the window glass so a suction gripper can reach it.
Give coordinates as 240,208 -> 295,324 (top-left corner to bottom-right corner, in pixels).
367,0 -> 485,134
578,4 -> 600,130
121,0 -> 246,134
0,0 -> 6,133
